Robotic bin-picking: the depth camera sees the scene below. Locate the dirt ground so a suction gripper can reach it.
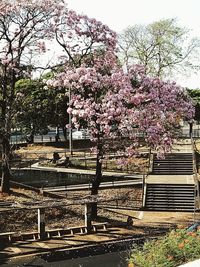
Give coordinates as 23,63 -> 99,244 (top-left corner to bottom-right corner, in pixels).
0,186 -> 143,233
0,185 -> 197,239
1,143 -> 197,237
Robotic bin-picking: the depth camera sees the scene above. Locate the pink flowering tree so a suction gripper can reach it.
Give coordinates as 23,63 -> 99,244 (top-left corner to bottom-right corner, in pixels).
50,51 -> 132,217
0,0 -> 67,193
53,10 -> 117,66
45,7 -> 117,140
51,51 -> 194,218
126,65 -> 194,157
0,0 -> 118,193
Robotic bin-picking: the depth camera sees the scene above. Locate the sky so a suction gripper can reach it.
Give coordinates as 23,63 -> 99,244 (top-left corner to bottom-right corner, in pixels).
66,0 -> 200,89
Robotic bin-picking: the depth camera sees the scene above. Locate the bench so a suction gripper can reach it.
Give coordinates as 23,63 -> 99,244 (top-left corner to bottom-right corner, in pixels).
20,231 -> 39,241
0,232 -> 16,242
92,222 -> 108,232
67,226 -> 87,235
46,228 -> 66,238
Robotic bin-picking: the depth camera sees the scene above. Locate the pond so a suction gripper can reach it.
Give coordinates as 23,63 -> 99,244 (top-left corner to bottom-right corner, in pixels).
1,250 -> 130,267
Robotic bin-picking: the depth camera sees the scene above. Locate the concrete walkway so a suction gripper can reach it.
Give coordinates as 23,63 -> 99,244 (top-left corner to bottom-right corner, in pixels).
146,174 -> 195,184
43,178 -> 143,192
30,162 -> 140,178
179,259 -> 200,267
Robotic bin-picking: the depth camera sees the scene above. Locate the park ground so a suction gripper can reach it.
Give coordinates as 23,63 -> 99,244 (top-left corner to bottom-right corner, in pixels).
0,142 -> 200,263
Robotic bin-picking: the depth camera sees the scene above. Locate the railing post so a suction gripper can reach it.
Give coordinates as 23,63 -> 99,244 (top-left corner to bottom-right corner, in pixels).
38,208 -> 46,240
84,203 -> 93,233
142,174 -> 147,208
189,122 -> 193,138
191,137 -> 200,222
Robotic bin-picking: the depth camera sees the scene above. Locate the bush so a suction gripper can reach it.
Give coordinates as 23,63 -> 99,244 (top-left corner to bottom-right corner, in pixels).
129,226 -> 200,267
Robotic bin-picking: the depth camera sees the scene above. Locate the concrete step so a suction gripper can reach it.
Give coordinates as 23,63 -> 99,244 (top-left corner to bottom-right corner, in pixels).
154,158 -> 193,161
152,172 -> 193,175
146,198 -> 195,203
153,169 -> 193,172
145,183 -> 195,211
147,192 -> 195,197
148,187 -> 194,193
147,184 -> 195,187
146,203 -> 195,207
153,161 -> 193,164
145,206 -> 194,211
153,166 -> 193,169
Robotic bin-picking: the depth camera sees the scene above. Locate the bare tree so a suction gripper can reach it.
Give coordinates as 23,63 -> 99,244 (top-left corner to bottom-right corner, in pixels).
119,18 -> 200,78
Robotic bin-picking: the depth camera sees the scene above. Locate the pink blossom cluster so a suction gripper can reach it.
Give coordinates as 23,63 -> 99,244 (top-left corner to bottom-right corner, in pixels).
54,9 -> 117,63
50,52 -> 194,158
126,67 -> 194,156
0,0 -> 63,69
0,0 -> 117,79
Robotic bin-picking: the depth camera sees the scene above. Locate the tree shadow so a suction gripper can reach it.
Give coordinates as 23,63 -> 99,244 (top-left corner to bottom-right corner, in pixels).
8,190 -> 36,200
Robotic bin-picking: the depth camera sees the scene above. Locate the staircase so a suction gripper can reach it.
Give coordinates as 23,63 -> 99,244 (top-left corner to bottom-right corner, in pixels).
153,153 -> 193,175
145,184 -> 195,211
143,141 -> 197,211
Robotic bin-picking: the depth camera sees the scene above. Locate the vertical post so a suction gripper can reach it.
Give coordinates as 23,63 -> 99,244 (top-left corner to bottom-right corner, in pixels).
38,208 -> 46,240
84,203 -> 93,233
69,86 -> 73,155
189,122 -> 193,138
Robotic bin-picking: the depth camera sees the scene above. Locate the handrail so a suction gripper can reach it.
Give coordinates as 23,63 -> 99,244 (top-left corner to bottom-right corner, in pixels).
141,147 -> 152,208
148,148 -> 154,174
191,137 -> 198,177
191,137 -> 200,219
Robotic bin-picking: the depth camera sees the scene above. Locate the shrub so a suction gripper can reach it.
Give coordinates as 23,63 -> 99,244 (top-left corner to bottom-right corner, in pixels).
129,227 -> 200,267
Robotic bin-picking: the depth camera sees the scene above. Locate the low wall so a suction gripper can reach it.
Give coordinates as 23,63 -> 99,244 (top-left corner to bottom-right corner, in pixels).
11,168 -> 131,188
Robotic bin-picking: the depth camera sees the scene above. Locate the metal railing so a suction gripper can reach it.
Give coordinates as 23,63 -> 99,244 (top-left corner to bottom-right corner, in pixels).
191,137 -> 200,218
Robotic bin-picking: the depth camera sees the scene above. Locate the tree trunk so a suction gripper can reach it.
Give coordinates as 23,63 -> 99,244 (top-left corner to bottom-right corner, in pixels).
55,126 -> 60,142
91,147 -> 102,219
27,128 -> 35,144
62,125 -> 67,141
1,136 -> 11,193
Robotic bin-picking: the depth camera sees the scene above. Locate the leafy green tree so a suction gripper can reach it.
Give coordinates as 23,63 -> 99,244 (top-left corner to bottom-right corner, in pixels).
119,18 -> 200,78
15,77 -> 69,142
187,89 -> 200,122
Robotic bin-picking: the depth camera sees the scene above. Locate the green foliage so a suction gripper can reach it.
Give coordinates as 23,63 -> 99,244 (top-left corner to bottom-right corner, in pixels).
188,89 -> 200,102
130,227 -> 200,267
187,89 -> 200,121
15,77 -> 69,135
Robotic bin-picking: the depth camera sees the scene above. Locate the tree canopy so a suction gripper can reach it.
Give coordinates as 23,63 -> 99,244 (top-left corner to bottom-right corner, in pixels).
119,18 -> 200,78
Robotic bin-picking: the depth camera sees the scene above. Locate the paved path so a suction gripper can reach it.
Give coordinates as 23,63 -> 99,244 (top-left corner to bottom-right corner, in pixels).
146,174 -> 195,184
30,162 -> 141,177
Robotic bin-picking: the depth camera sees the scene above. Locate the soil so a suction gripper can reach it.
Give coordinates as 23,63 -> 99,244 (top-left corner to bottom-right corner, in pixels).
1,143 -> 194,238
0,187 -> 143,233
12,145 -> 149,178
